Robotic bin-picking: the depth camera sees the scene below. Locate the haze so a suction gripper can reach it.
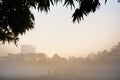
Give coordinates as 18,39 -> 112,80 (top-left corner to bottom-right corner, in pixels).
1,43 -> 120,79
0,0 -> 120,58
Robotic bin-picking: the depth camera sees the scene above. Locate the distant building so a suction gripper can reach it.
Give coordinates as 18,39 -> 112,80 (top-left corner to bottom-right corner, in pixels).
21,45 -> 36,54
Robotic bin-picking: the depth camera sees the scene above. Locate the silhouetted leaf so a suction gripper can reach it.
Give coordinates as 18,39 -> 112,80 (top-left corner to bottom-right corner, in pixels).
63,0 -> 75,9
72,0 -> 100,23
105,0 -> 107,4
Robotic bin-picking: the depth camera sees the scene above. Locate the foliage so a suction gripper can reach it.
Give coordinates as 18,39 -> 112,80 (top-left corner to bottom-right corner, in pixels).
0,0 -> 118,44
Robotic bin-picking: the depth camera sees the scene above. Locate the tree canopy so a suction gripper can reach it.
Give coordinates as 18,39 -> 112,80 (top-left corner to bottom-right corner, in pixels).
0,0 -> 119,44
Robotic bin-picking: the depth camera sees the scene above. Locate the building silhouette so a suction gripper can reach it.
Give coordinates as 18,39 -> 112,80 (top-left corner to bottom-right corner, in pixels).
21,45 -> 36,54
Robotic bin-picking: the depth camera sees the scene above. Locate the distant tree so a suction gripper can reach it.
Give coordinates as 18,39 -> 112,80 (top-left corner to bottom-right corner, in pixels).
87,53 -> 96,60
52,54 -> 61,60
0,0 -> 119,44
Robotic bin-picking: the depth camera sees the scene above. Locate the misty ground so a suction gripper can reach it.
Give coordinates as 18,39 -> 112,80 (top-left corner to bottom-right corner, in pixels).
0,76 -> 120,80
1,42 -> 120,80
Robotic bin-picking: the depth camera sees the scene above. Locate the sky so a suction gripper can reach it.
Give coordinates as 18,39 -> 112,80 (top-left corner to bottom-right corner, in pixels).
0,0 -> 120,58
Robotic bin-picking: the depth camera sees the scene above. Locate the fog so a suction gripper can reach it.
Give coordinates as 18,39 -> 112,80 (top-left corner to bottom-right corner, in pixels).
0,42 -> 120,80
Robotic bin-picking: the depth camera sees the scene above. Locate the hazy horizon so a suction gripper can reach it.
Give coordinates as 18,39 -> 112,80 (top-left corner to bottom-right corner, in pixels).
0,41 -> 120,58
